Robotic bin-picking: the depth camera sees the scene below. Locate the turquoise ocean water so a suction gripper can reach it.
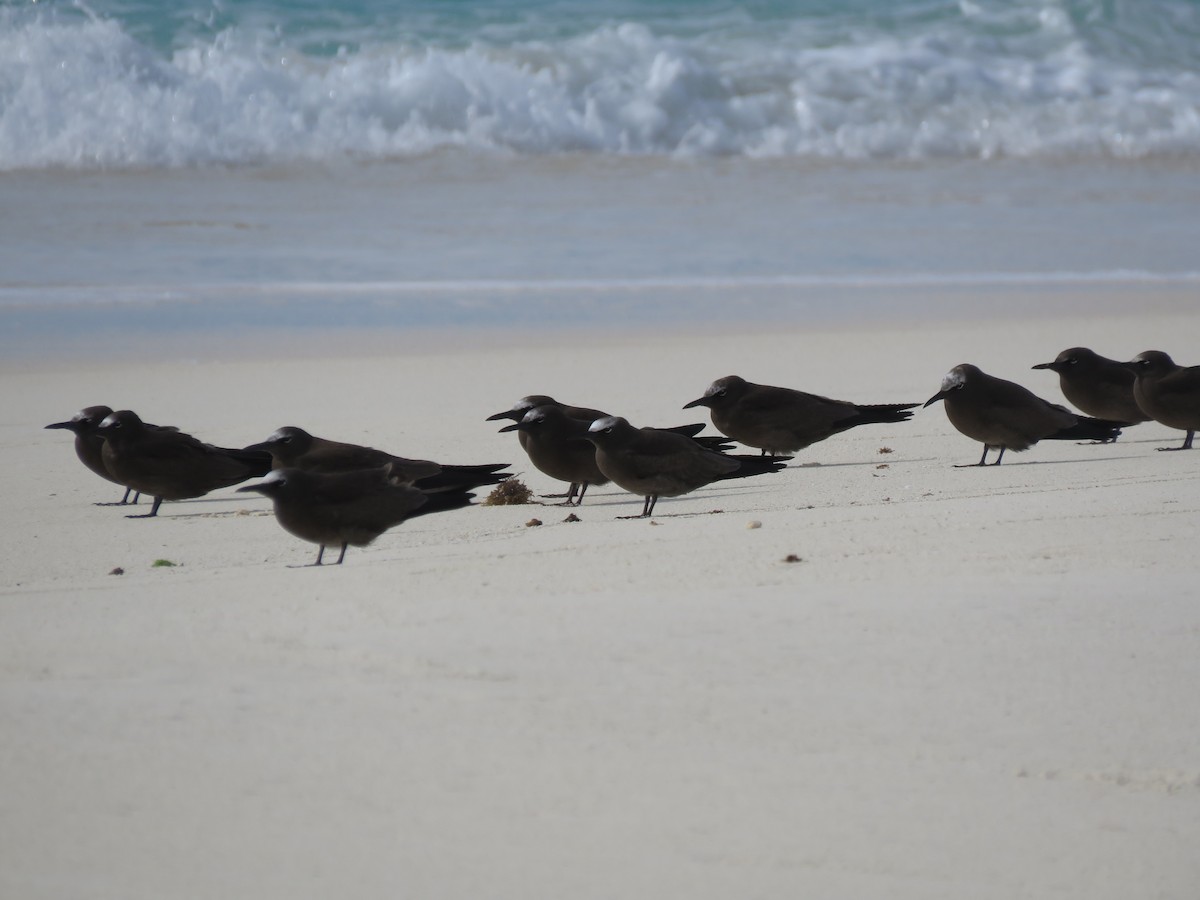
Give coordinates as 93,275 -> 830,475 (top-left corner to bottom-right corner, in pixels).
1,0 -> 1198,349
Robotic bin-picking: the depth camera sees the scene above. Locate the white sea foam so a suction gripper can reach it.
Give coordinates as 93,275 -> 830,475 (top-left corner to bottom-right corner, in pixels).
2,8 -> 1200,169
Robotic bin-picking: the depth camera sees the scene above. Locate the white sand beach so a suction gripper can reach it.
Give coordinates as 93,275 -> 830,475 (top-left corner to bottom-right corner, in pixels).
3,304 -> 1199,898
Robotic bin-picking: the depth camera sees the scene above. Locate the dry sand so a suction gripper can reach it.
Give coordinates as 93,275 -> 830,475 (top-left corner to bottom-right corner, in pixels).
3,306 -> 1199,898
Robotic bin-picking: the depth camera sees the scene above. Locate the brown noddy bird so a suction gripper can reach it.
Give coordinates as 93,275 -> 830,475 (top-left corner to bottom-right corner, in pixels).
45,405 -> 180,505
96,410 -> 273,517
584,415 -> 790,517
684,375 -> 918,456
1127,350 -> 1200,450
238,465 -> 475,566
491,397 -> 730,502
486,396 -> 610,496
1032,347 -> 1150,430
498,405 -> 611,505
46,405 -> 137,505
486,395 -> 610,427
924,364 -> 1124,466
244,426 -> 509,491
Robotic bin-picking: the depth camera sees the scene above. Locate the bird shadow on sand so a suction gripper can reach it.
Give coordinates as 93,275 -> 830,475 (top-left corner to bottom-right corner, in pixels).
113,496 -> 270,519
1103,436 -> 1190,448
790,456 -> 940,469
946,452 -> 1146,468
562,481 -> 794,518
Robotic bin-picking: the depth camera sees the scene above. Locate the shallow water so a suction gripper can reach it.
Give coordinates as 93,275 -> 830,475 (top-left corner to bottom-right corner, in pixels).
4,1 -> 1198,358
1,155 -> 1198,358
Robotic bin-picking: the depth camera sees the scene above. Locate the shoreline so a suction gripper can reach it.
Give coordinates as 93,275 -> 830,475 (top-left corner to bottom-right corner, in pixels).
3,281 -> 1197,367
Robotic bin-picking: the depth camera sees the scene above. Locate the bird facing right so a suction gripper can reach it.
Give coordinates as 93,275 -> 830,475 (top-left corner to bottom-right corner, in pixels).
924,364 -> 1123,466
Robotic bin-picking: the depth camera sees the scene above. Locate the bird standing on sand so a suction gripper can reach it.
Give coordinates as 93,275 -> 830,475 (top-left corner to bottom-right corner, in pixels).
497,405 -> 610,505
486,396 -> 610,500
1127,350 -> 1200,450
924,364 -> 1124,466
96,410 -> 272,517
1032,347 -> 1149,430
45,406 -> 183,505
46,405 -> 140,505
684,375 -> 918,456
494,400 -> 735,504
584,415 -> 789,517
245,425 -> 509,491
238,465 -> 475,566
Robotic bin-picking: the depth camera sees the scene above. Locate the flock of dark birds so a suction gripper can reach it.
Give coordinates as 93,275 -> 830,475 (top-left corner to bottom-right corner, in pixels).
45,348 -> 1198,567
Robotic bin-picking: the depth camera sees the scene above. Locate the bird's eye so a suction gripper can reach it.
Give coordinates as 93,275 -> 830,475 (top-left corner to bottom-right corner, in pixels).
280,436 -> 292,444
1067,358 -> 1078,366
603,427 -> 613,434
717,389 -> 727,397
112,421 -> 123,428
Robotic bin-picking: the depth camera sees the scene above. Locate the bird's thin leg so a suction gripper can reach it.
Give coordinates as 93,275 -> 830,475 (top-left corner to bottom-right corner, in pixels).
288,545 -> 328,568
990,446 -> 1006,465
96,486 -> 137,507
552,482 -> 583,506
955,444 -> 992,468
335,543 -> 348,565
126,495 -> 163,518
542,483 -> 578,500
574,482 -> 588,506
617,494 -> 657,519
1158,430 -> 1195,451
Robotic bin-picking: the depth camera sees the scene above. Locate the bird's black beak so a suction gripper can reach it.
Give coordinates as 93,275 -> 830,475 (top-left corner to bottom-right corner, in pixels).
923,390 -> 949,408
682,396 -> 711,409
236,483 -> 268,494
497,422 -> 527,433
486,410 -> 520,422
45,420 -> 75,430
1030,362 -> 1058,371
240,441 -> 274,454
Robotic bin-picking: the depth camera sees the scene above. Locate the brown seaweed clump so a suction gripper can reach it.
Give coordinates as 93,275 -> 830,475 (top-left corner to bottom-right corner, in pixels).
482,478 -> 534,506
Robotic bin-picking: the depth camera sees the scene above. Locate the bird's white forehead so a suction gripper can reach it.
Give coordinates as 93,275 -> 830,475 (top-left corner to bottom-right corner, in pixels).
589,416 -> 619,433
260,470 -> 288,485
520,408 -> 545,423
99,414 -> 118,428
267,428 -> 288,442
940,368 -> 966,391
